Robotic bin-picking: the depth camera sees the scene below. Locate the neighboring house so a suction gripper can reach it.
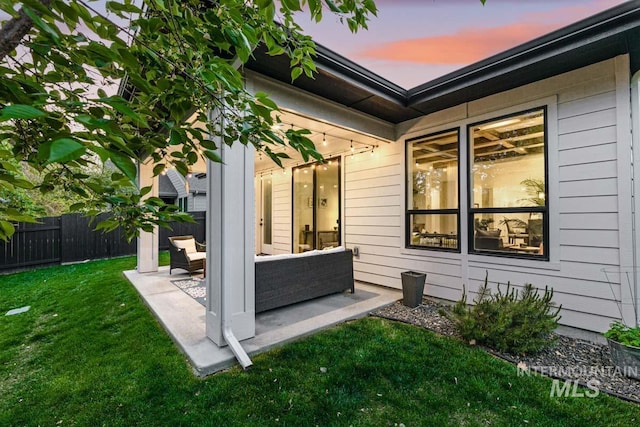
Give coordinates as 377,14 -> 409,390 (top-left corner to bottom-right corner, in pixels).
188,172 -> 208,212
136,2 -> 640,341
246,2 -> 640,334
158,174 -> 178,206
162,169 -> 206,212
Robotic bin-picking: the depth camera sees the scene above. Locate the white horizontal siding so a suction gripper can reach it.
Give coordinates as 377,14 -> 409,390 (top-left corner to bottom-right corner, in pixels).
188,194 -> 207,212
558,142 -> 617,166
559,213 -> 618,230
558,125 -> 617,150
345,215 -> 400,227
558,195 -> 618,214
558,178 -> 617,198
559,160 -> 617,181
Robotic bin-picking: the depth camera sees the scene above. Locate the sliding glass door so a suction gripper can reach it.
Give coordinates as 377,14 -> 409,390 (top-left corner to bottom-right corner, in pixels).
292,157 -> 341,253
258,176 -> 273,254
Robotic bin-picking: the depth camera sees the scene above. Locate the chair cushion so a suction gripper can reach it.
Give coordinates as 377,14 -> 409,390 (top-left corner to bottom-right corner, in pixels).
174,238 -> 197,254
476,229 -> 501,238
186,251 -> 206,261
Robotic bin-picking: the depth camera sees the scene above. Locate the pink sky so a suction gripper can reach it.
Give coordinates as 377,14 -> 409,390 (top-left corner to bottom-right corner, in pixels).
298,0 -> 628,88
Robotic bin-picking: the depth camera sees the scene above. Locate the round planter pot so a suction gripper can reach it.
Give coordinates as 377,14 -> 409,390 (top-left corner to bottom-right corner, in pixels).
606,338 -> 640,380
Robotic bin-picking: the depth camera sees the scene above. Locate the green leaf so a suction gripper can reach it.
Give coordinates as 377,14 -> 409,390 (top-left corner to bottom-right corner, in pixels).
324,0 -> 341,13
203,150 -> 223,163
0,221 -> 15,241
255,92 -> 278,110
281,0 -> 301,11
153,164 -> 166,176
109,150 -> 137,183
291,67 -> 303,82
22,6 -> 60,44
47,138 -> 86,163
106,1 -> 142,15
0,105 -> 47,120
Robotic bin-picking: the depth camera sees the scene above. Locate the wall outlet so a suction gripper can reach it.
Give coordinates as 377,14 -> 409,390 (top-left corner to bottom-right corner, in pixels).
352,246 -> 360,257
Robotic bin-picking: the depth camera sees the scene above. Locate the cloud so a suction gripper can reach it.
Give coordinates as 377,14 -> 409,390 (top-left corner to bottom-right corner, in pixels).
359,0 -> 625,65
359,22 -> 558,65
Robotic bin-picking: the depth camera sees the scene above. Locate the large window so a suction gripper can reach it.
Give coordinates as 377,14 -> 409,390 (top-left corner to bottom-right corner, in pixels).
406,129 -> 459,251
469,108 -> 548,259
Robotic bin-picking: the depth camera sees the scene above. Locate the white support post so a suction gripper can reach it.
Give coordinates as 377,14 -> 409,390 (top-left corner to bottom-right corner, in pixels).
206,125 -> 256,349
137,160 -> 159,273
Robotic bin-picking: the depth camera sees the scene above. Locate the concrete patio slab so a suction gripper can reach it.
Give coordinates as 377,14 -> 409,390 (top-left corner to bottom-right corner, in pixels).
124,267 -> 401,376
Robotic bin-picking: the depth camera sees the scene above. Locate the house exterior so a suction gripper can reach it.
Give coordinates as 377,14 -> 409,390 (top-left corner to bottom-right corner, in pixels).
247,1 -> 640,334
135,2 -> 640,352
159,170 -> 207,212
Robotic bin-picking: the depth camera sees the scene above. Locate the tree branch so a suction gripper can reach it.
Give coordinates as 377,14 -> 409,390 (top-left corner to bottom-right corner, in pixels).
0,0 -> 53,61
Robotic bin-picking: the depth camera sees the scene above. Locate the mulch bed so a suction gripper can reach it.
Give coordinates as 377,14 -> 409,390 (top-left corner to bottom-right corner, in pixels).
371,297 -> 640,404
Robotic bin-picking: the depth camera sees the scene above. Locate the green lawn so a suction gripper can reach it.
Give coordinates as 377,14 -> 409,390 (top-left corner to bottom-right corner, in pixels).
1,256 -> 639,426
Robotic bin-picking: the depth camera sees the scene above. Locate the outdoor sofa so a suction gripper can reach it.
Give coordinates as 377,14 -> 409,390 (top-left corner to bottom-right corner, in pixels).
254,247 -> 354,313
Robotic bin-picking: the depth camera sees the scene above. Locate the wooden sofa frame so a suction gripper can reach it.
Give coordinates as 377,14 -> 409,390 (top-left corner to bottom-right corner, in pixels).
255,249 -> 354,313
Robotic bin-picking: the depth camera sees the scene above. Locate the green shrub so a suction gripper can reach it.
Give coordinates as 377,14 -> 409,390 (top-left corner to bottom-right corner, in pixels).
447,273 -> 562,355
604,321 -> 640,347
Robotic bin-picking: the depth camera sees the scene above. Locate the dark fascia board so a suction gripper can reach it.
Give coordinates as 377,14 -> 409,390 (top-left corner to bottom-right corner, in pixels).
406,1 -> 640,107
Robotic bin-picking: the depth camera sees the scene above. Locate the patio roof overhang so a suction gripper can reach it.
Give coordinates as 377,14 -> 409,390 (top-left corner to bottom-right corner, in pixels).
245,1 -> 640,124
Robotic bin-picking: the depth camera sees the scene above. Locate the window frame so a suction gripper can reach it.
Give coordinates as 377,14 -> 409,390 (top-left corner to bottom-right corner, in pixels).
466,106 -> 550,260
405,128 -> 461,253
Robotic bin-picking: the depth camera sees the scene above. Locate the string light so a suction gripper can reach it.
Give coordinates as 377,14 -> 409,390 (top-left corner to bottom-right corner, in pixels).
322,133 -> 327,146
255,138 -> 379,175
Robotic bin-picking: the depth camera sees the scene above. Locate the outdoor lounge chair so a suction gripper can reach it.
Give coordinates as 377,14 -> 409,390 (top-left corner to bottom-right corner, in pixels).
168,235 -> 206,275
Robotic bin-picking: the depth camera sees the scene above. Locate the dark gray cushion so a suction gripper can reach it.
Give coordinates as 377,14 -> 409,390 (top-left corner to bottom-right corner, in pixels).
476,229 -> 501,237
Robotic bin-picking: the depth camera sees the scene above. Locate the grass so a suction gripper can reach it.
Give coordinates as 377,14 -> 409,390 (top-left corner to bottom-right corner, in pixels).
1,256 -> 639,426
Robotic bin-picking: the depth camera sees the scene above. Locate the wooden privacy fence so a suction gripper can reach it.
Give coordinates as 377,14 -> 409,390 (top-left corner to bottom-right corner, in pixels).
0,211 -> 206,273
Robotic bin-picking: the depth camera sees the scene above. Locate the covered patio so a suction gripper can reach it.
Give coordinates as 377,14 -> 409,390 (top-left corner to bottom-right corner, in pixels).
125,267 -> 401,376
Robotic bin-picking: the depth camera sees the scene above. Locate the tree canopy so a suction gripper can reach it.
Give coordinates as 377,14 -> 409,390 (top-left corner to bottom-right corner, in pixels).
0,0 -> 486,241
0,0 -> 378,240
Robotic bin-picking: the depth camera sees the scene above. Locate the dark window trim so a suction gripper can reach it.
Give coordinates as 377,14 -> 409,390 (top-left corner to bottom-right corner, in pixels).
466,106 -> 549,261
405,128 -> 461,252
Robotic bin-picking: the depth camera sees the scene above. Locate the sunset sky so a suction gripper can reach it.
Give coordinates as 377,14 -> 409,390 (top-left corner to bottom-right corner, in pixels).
297,0 -> 629,88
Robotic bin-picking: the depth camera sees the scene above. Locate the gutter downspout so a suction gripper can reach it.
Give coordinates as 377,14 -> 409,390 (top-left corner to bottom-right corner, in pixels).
630,71 -> 640,326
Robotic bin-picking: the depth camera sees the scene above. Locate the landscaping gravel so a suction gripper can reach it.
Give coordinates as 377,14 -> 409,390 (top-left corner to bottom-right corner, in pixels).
371,297 -> 640,404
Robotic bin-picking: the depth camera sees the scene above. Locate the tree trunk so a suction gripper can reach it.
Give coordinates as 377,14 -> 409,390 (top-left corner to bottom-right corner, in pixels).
0,0 -> 54,61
